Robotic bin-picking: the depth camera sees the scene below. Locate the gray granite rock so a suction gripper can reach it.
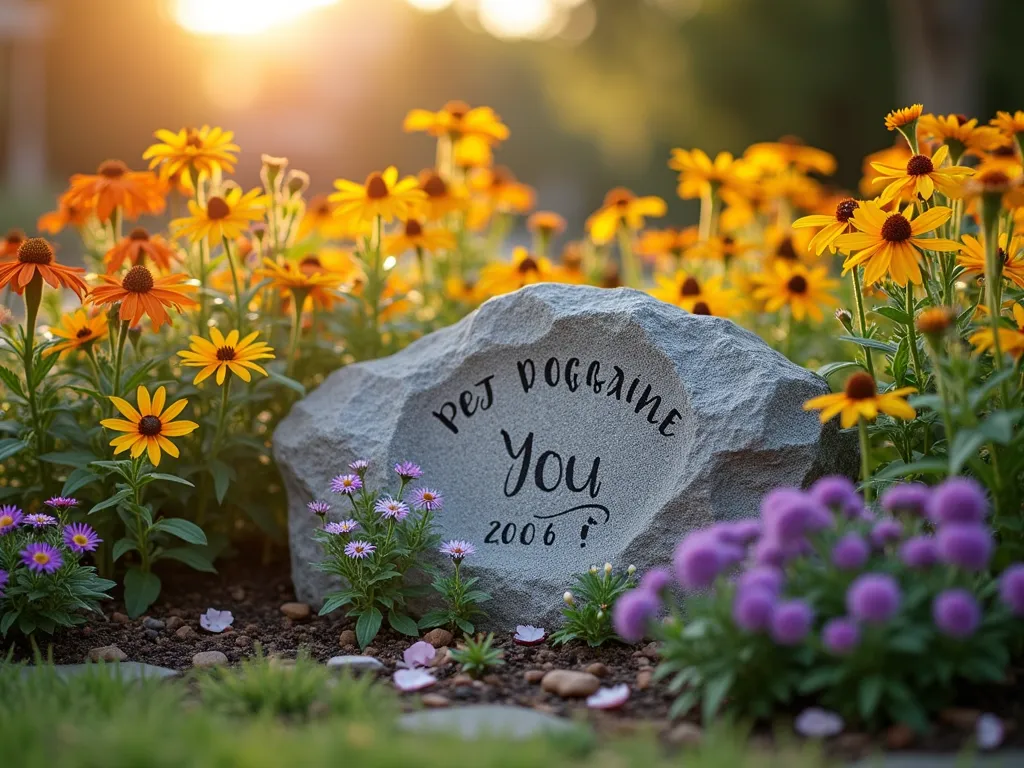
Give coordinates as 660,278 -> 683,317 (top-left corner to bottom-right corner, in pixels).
398,704 -> 580,739
276,284 -> 856,628
16,662 -> 179,681
325,655 -> 384,672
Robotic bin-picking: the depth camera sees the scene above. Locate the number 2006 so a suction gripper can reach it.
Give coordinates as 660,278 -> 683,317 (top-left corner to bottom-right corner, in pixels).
485,521 -> 556,546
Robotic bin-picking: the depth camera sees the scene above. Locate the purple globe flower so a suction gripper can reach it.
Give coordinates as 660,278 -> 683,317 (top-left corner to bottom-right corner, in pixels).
809,476 -> 863,518
831,534 -> 869,570
21,542 -> 63,574
673,532 -> 727,590
733,587 -> 776,632
999,564 -> 1024,616
639,567 -> 671,594
927,477 -> 988,525
737,566 -> 784,596
847,573 -> 901,624
752,537 -> 786,567
613,589 -> 660,643
936,524 -> 993,572
63,523 -> 101,554
410,488 -> 443,512
770,599 -> 813,645
330,474 -> 362,495
933,589 -> 981,639
715,520 -> 761,546
821,617 -> 860,655
899,536 -> 938,569
880,483 -> 931,518
0,505 -> 23,535
394,461 -> 423,481
0,568 -> 7,597
761,489 -> 830,542
870,519 -> 904,548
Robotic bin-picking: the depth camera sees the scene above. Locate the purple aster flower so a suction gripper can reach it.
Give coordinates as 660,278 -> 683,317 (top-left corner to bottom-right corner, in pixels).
933,588 -> 981,639
0,505 -> 23,535
737,565 -> 784,596
330,474 -> 362,495
673,531 -> 728,590
936,524 -> 993,572
439,540 -> 476,560
324,519 -> 359,535
24,513 -> 56,528
832,534 -> 869,570
847,573 -> 901,624
374,496 -> 411,521
20,542 -> 63,574
307,500 -> 332,517
809,476 -> 863,518
733,587 -> 775,632
0,569 -> 7,597
870,519 -> 903,548
640,567 -> 671,594
880,483 -> 931,518
393,461 -> 423,481
899,536 -> 938,569
821,617 -> 860,655
612,588 -> 660,643
927,477 -> 988,526
344,540 -> 375,559
770,599 -> 813,645
999,564 -> 1024,616
410,488 -> 443,512
44,496 -> 79,512
349,459 -> 369,474
63,523 -> 101,554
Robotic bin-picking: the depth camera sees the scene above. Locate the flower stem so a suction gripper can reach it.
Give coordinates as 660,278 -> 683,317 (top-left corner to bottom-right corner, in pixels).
617,226 -> 640,288
197,239 -> 208,332
858,417 -> 873,501
904,283 -> 925,389
111,319 -> 130,399
212,376 -> 232,456
286,288 -> 309,379
851,267 -> 875,377
222,235 -> 246,333
981,192 -> 1011,407
22,274 -> 47,480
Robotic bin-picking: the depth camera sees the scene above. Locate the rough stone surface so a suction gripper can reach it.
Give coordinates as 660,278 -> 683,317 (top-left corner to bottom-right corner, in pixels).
19,662 -> 177,681
191,651 -> 228,669
541,669 -> 600,698
276,284 -> 856,627
398,704 -> 580,740
325,655 -> 384,672
87,645 -> 127,663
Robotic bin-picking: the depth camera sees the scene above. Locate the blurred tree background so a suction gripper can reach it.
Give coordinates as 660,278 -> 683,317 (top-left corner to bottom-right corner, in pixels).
0,0 -> 1021,236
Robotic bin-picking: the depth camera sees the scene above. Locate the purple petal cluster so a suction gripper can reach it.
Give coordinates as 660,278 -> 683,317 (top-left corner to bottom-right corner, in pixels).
410,488 -> 443,511
0,505 -> 23,535
63,523 -> 101,554
927,477 -> 988,525
439,540 -> 476,559
880,483 -> 930,518
374,496 -> 410,521
831,534 -> 869,570
613,588 -> 660,643
932,589 -> 980,638
324,520 -> 359,535
1000,565 -> 1024,616
330,474 -> 362,495
24,513 -> 56,528
344,540 -> 375,559
899,536 -> 937,569
733,587 -> 775,632
809,476 -> 863,518
0,568 -> 7,597
770,599 -> 813,645
821,617 -> 860,655
44,496 -> 79,512
393,461 -> 423,480
307,500 -> 332,517
870,519 -> 904,548
847,573 -> 900,624
21,542 -> 63,573
673,531 -> 732,590
936,524 -> 992,571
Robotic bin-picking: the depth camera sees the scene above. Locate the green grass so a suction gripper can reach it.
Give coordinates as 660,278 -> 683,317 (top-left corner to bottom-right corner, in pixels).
0,655 -> 834,768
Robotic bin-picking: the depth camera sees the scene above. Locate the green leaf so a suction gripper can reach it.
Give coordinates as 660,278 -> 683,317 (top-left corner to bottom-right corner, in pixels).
267,369 -> 305,396
949,429 -> 986,475
147,473 -> 196,488
871,306 -> 912,325
837,335 -> 899,354
388,610 -> 420,637
89,489 -> 132,514
858,675 -> 884,720
978,410 -> 1023,445
151,518 -> 208,545
816,361 -> 863,379
701,671 -> 734,722
355,607 -> 383,649
157,547 -> 217,573
112,538 -> 137,562
417,610 -> 450,630
123,568 -> 161,619
209,460 -> 232,505
62,468 -> 102,496
39,450 -> 99,468
455,618 -> 475,635
873,458 -> 949,480
0,438 -> 28,462
319,593 -> 354,615
0,365 -> 25,398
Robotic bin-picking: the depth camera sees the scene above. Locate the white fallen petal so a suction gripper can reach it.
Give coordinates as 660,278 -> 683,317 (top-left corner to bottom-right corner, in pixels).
401,641 -> 437,669
514,625 -> 546,645
199,608 -> 234,634
586,684 -> 630,710
394,668 -> 436,692
794,708 -> 844,739
977,713 -> 1004,750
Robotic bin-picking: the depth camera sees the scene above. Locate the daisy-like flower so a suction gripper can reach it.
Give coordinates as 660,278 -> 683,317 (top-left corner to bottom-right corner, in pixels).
349,459 -> 369,473
37,192 -> 91,235
45,497 -> 79,513
344,540 -> 375,559
255,257 -> 351,307
669,149 -> 754,199
969,303 -> 1024,361
804,372 -> 917,428
0,237 -> 88,299
330,474 -> 363,495
143,126 -> 239,184
42,310 -> 108,358
325,520 -> 359,535
440,540 -> 475,560
307,500 -> 332,517
404,101 -> 510,144
835,201 -> 961,286
410,488 -> 443,511
649,272 -> 739,318
1,229 -> 25,259
885,104 -> 924,132
752,261 -> 838,322
329,167 -> 425,224
415,170 -> 469,221
171,187 -> 267,245
394,461 -> 423,481
384,218 -> 455,256
744,138 -> 837,175
637,227 -> 700,263
860,142 -> 913,198
63,522 -> 101,553
527,211 -> 567,238
374,496 -> 410,521
958,233 -> 1024,289
100,385 -> 199,467
21,542 -> 63,574
104,228 -> 180,274
89,265 -> 198,330
25,513 -> 56,528
65,160 -> 165,222
793,198 -> 860,256
685,234 -> 755,263
919,114 -> 1005,159
468,166 -> 535,220
296,195 -> 360,241
0,505 -> 24,535
477,247 -> 563,297
870,145 -> 973,203
178,328 -> 275,386
991,111 -> 1024,147
585,188 -> 667,246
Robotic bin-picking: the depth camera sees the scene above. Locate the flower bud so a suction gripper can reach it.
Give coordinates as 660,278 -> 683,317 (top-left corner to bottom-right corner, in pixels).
603,562 -> 613,574
563,591 -> 575,606
589,565 -> 598,574
260,154 -> 289,189
835,308 -> 854,334
596,610 -> 604,620
627,564 -> 637,575
287,170 -> 310,197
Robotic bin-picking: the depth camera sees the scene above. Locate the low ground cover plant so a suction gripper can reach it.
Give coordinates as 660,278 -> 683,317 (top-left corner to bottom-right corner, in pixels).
551,562 -> 637,647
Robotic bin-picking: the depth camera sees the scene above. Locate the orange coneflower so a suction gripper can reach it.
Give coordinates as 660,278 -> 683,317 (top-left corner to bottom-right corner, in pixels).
89,265 -> 198,329
804,372 -> 916,428
970,303 -> 1024,361
669,149 -> 754,200
636,227 -> 700,262
1,230 -> 25,260
143,126 -> 239,185
0,238 -> 88,298
477,247 -> 563,297
885,104 -> 924,132
100,385 -> 199,467
469,167 -> 536,214
958,233 -> 1024,289
649,272 -> 739,317
329,167 -> 425,224
43,310 -> 107,358
752,261 -> 838,323
37,192 -> 91,234
64,160 -> 166,222
793,198 -> 861,255
404,101 -> 510,144
104,228 -> 180,274
384,219 -> 455,256
256,256 -> 353,312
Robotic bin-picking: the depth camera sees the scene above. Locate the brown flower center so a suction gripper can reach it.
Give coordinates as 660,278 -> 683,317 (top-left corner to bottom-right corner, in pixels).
138,415 -> 162,436
786,275 -> 809,294
722,235 -> 735,247
444,100 -> 470,121
691,301 -> 711,315
517,257 -> 540,275
123,265 -> 155,293
365,173 -> 389,200
300,255 -> 322,269
680,276 -> 701,296
207,196 -> 231,220
422,173 -> 447,198
129,227 -> 150,241
98,160 -> 128,179
604,188 -> 635,209
404,219 -> 424,237
915,306 -> 954,335
906,154 -> 934,176
881,214 -> 913,243
216,345 -> 236,361
954,114 -> 969,126
835,198 -> 859,223
75,328 -> 93,339
844,372 -> 877,401
978,169 -> 1012,190
17,238 -> 53,265
185,129 -> 203,148
776,238 -> 798,261
5,229 -> 25,245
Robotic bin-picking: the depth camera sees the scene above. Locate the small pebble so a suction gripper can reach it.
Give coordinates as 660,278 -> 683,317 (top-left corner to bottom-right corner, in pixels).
939,707 -> 981,729
165,616 -> 185,632
338,629 -> 357,648
175,625 -> 197,641
885,724 -> 914,750
142,617 -> 165,631
585,662 -> 610,678
453,687 -> 474,701
111,612 -> 130,624
642,641 -> 659,659
230,587 -> 246,601
541,670 -> 600,698
482,674 -> 502,686
636,669 -> 653,690
280,602 -> 311,621
362,646 -> 378,656
234,635 -> 251,648
87,645 -> 127,663
524,669 -> 545,684
666,722 -> 703,747
423,628 -> 453,648
192,651 -> 228,669
451,674 -> 474,687
143,629 -> 159,641
421,693 -> 450,708
635,657 -> 651,668
541,662 -> 554,670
